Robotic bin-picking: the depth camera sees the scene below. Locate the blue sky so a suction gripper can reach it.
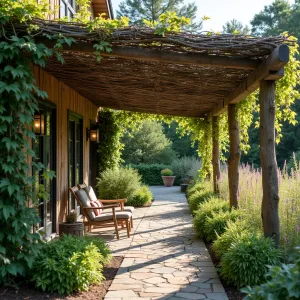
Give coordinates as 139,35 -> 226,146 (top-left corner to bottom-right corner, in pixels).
111,0 -> 295,31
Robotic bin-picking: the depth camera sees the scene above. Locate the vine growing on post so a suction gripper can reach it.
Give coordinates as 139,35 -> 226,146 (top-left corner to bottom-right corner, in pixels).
97,109 -> 124,176
236,36 -> 300,153
0,0 -> 64,284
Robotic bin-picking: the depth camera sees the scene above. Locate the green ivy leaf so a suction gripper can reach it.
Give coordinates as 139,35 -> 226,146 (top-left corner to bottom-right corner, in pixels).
2,205 -> 15,220
6,263 -> 18,276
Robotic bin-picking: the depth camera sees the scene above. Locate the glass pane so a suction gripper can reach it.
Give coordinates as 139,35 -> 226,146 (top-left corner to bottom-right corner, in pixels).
69,116 -> 82,211
45,137 -> 51,223
68,0 -> 75,9
60,1 -> 67,18
33,137 -> 43,228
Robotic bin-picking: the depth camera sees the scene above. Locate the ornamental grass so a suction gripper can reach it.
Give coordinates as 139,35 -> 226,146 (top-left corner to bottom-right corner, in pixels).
219,163 -> 300,255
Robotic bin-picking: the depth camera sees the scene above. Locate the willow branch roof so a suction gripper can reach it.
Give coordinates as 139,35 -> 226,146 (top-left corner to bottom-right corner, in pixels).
12,19 -> 291,117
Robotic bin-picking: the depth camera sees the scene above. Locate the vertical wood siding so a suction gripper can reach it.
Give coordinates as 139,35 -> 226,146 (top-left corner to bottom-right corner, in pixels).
33,66 -> 99,230
48,0 -> 60,19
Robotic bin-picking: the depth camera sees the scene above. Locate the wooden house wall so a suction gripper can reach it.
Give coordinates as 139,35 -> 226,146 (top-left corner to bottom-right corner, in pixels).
33,66 -> 99,230
48,0 -> 60,19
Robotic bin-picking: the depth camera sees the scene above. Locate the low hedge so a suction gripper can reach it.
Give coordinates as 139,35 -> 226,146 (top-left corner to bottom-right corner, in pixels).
193,197 -> 230,238
129,164 -> 181,186
188,181 -> 215,213
203,209 -> 242,242
127,185 -> 153,207
220,235 -> 281,287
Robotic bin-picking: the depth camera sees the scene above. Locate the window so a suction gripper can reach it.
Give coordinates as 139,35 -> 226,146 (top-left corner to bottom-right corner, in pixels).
33,103 -> 56,237
60,0 -> 76,19
68,112 -> 83,215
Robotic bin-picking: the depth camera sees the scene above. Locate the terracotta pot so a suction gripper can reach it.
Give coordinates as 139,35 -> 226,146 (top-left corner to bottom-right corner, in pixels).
162,176 -> 176,187
59,222 -> 84,237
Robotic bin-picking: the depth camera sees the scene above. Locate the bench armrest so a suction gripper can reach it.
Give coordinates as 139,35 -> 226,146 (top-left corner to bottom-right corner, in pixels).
100,199 -> 127,203
83,204 -> 119,210
101,204 -> 120,209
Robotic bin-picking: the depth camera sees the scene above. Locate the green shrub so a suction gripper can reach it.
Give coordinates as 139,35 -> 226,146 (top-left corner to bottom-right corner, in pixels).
161,168 -> 174,176
203,209 -> 242,242
129,163 -> 170,185
97,166 -> 141,199
212,220 -> 260,259
220,235 -> 281,287
242,247 -> 300,299
127,185 -> 153,207
186,181 -> 203,198
31,235 -> 111,294
188,181 -> 215,213
170,157 -> 201,183
193,197 -> 230,238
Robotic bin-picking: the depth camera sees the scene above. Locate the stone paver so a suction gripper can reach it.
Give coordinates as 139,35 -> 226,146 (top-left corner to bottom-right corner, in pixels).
92,186 -> 228,300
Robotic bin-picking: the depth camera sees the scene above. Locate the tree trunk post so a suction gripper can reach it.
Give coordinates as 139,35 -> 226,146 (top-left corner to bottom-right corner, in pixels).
212,116 -> 221,193
259,80 -> 280,246
228,104 -> 240,208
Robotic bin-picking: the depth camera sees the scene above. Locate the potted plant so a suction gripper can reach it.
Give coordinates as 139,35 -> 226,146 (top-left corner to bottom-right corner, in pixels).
161,168 -> 176,187
59,211 -> 84,237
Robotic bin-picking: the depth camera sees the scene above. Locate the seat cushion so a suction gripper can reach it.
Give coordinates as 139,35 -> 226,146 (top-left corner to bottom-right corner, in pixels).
117,206 -> 135,213
93,213 -> 114,222
115,211 -> 132,219
93,211 -> 131,222
75,189 -> 95,220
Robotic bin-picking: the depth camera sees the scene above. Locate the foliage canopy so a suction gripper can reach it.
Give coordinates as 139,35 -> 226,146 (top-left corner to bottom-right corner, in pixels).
121,120 -> 177,165
117,0 -> 203,31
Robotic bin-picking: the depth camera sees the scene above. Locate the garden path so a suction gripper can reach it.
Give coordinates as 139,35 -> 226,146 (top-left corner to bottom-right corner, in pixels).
95,186 -> 228,300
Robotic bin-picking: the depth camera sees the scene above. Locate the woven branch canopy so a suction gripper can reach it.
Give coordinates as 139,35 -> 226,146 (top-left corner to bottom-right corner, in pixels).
13,19 -> 291,117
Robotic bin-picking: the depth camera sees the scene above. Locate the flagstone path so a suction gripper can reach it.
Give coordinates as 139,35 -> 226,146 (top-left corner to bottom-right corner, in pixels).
93,186 -> 228,300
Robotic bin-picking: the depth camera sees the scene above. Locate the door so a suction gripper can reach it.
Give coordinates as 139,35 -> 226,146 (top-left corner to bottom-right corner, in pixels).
33,105 -> 56,237
68,112 -> 83,215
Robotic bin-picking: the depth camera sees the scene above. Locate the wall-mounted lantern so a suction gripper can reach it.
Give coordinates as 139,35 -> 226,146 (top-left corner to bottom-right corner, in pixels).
86,127 -> 100,143
34,113 -> 45,135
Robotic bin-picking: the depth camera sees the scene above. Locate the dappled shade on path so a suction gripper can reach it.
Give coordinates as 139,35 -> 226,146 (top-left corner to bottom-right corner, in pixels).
98,186 -> 228,300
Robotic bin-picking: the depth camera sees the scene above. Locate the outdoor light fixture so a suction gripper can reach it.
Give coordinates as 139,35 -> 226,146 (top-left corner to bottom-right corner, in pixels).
34,113 -> 45,135
86,127 -> 100,143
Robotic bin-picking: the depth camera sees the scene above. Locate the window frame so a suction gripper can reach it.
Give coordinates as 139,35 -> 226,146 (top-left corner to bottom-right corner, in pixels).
60,0 -> 76,19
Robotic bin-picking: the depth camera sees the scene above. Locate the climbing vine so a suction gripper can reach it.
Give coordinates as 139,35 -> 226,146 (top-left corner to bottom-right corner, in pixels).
0,0 -> 64,284
236,35 -> 300,152
97,109 -> 124,176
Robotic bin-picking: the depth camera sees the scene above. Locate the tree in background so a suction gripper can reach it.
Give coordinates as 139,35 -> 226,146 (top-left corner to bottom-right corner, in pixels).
163,121 -> 198,157
251,0 -> 292,36
121,120 -> 177,164
222,19 -> 250,34
240,0 -> 300,168
241,102 -> 300,168
117,0 -> 202,31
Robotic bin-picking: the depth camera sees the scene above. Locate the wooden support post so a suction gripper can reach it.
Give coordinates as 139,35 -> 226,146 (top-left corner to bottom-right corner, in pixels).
228,104 -> 240,208
212,116 -> 221,193
259,80 -> 280,246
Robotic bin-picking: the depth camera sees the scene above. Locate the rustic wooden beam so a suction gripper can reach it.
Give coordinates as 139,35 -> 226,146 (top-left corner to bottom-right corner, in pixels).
228,104 -> 240,208
213,44 -> 289,116
36,38 -> 260,70
212,116 -> 221,193
259,80 -> 280,246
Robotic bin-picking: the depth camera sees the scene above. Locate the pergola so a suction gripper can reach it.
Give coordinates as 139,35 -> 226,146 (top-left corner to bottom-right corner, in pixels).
15,19 -> 291,244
